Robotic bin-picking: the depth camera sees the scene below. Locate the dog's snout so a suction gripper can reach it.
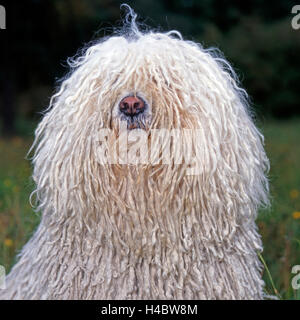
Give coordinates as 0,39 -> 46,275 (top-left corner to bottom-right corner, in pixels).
119,96 -> 145,116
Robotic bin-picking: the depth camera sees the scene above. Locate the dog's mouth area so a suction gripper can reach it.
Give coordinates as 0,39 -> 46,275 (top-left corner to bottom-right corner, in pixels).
119,114 -> 148,130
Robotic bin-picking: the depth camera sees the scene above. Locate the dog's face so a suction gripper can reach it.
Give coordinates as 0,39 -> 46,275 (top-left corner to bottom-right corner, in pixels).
95,34 -> 206,135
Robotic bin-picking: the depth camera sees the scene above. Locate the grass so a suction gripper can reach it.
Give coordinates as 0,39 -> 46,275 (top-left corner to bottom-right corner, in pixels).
0,136 -> 40,271
0,117 -> 299,299
258,118 -> 300,299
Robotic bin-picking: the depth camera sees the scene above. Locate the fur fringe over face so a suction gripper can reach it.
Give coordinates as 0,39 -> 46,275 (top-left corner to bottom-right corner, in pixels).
1,6 -> 270,300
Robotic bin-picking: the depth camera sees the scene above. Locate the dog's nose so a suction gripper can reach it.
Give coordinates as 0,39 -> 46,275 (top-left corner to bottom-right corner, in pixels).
119,96 -> 145,116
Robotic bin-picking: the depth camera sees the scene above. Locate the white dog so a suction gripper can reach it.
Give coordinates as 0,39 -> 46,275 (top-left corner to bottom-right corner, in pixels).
1,6 -> 269,299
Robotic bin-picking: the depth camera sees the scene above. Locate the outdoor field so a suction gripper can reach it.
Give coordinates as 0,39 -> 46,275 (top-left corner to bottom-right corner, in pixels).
0,118 -> 299,299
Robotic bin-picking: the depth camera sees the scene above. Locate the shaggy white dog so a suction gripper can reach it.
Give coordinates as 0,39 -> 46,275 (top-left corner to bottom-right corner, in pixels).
1,7 -> 269,300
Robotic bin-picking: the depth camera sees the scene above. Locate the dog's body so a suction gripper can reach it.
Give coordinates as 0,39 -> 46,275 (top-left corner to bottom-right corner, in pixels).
0,8 -> 269,300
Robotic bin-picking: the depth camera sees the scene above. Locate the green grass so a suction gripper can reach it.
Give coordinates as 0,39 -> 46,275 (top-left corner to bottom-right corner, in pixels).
0,118 -> 299,299
0,136 -> 40,271
258,118 -> 300,299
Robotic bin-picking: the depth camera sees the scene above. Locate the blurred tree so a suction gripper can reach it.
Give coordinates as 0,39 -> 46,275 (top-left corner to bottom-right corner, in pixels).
202,16 -> 300,117
1,2 -> 17,136
0,0 -> 299,131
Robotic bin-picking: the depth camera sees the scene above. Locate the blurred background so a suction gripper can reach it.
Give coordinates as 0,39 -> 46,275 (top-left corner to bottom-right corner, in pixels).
0,0 -> 299,299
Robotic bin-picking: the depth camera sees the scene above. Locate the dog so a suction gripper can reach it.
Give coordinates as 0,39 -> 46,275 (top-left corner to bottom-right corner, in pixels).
0,6 -> 269,299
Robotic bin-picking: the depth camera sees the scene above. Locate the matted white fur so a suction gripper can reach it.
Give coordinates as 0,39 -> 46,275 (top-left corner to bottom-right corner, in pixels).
0,6 -> 270,300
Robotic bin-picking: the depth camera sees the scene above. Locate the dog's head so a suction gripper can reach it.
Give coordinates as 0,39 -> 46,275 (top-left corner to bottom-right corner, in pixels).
30,7 -> 269,234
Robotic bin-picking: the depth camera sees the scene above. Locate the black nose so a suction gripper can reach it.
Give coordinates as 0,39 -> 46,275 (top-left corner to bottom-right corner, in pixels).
119,96 -> 145,116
